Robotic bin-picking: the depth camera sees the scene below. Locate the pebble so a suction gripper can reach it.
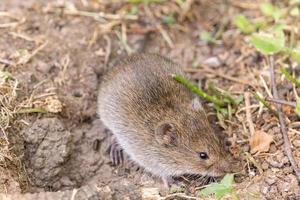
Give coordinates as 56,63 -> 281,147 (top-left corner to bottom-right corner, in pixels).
283,167 -> 293,174
261,162 -> 269,170
35,60 -> 54,73
202,57 -> 221,68
261,185 -> 270,194
282,156 -> 289,164
265,176 -> 276,185
141,187 -> 161,199
292,139 -> 300,148
269,185 -> 278,194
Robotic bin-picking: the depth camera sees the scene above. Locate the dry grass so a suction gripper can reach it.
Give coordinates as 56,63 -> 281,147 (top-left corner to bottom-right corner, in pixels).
0,73 -> 29,192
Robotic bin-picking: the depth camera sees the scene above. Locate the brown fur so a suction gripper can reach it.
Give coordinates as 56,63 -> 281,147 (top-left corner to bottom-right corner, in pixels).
98,53 -> 240,178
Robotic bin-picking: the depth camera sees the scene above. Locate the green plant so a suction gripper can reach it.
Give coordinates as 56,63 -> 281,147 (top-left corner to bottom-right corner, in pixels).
233,2 -> 300,64
161,15 -> 175,25
172,74 -> 242,126
199,174 -> 239,200
295,98 -> 300,116
199,31 -> 217,44
259,2 -> 282,21
0,71 -> 12,84
233,15 -> 255,34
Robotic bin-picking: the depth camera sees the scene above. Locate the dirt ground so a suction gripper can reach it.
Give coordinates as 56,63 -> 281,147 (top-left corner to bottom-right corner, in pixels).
1,0 -> 300,199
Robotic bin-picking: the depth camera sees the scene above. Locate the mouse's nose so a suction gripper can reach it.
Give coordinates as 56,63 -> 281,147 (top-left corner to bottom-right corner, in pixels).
226,158 -> 243,173
219,157 -> 243,174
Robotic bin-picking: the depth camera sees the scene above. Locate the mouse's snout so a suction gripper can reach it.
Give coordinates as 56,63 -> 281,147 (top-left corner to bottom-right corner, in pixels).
221,157 -> 243,174
209,157 -> 242,177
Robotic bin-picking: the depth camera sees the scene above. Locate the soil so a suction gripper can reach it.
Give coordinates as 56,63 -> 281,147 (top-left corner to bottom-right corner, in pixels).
1,0 -> 300,200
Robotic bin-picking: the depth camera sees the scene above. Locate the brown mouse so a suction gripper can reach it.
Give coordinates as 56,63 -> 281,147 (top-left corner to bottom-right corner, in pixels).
97,53 -> 240,182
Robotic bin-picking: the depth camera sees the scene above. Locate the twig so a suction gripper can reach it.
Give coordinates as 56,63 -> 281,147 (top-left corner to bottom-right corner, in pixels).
0,16 -> 26,29
252,92 -> 278,116
104,34 -> 111,66
144,5 -> 174,48
0,58 -> 14,66
265,97 -> 296,107
64,9 -> 138,21
16,108 -> 47,114
228,0 -> 258,9
172,74 -> 225,107
115,30 -> 133,55
259,75 -> 273,98
244,92 -> 255,136
17,41 -> 48,65
9,32 -> 37,42
184,67 -> 257,87
268,56 -> 300,183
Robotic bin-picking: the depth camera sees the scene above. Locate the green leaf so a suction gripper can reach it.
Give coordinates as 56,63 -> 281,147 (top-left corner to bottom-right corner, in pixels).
254,20 -> 266,30
128,6 -> 138,15
260,2 -> 274,16
199,174 -> 235,200
220,174 -> 234,185
260,2 -> 282,21
174,0 -> 185,8
295,98 -> 300,117
161,15 -> 175,25
249,32 -> 285,55
290,49 -> 300,64
199,31 -> 216,44
0,71 -> 13,83
279,66 -> 300,88
233,15 -> 255,34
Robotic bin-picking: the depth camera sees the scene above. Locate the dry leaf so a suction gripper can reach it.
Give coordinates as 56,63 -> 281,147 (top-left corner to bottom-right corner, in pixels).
249,130 -> 273,154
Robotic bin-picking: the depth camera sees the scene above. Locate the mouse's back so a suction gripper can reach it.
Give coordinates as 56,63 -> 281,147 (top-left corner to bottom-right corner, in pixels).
98,54 -> 188,131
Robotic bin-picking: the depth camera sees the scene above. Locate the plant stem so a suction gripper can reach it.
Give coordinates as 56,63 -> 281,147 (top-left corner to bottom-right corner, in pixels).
279,66 -> 300,88
269,56 -> 300,183
252,92 -> 278,116
172,74 -> 225,107
16,108 -> 47,114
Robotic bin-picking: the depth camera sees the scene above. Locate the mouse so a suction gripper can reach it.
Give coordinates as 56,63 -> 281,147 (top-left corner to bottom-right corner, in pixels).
97,53 -> 240,184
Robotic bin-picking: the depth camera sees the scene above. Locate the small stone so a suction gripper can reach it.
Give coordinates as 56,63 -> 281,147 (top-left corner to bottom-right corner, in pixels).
141,187 -> 161,199
265,176 -> 276,185
202,57 -> 221,68
35,60 -> 54,73
261,185 -> 269,194
293,140 -> 300,148
283,167 -> 293,174
269,185 -> 278,194
261,162 -> 269,170
282,156 -> 289,164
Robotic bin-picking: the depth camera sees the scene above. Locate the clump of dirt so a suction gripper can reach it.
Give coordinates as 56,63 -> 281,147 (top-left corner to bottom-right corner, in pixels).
23,118 -> 72,188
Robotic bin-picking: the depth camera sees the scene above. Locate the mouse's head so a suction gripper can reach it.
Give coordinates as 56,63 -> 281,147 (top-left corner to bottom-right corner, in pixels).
154,98 -> 241,177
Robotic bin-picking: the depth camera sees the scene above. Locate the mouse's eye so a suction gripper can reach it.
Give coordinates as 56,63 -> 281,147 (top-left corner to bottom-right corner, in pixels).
198,152 -> 209,160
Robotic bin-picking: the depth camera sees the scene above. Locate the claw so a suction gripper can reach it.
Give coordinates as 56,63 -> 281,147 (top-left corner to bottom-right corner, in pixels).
107,141 -> 124,166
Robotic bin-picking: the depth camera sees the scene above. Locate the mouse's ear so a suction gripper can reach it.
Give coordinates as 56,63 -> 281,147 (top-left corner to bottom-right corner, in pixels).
192,97 -> 204,111
155,122 -> 177,147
